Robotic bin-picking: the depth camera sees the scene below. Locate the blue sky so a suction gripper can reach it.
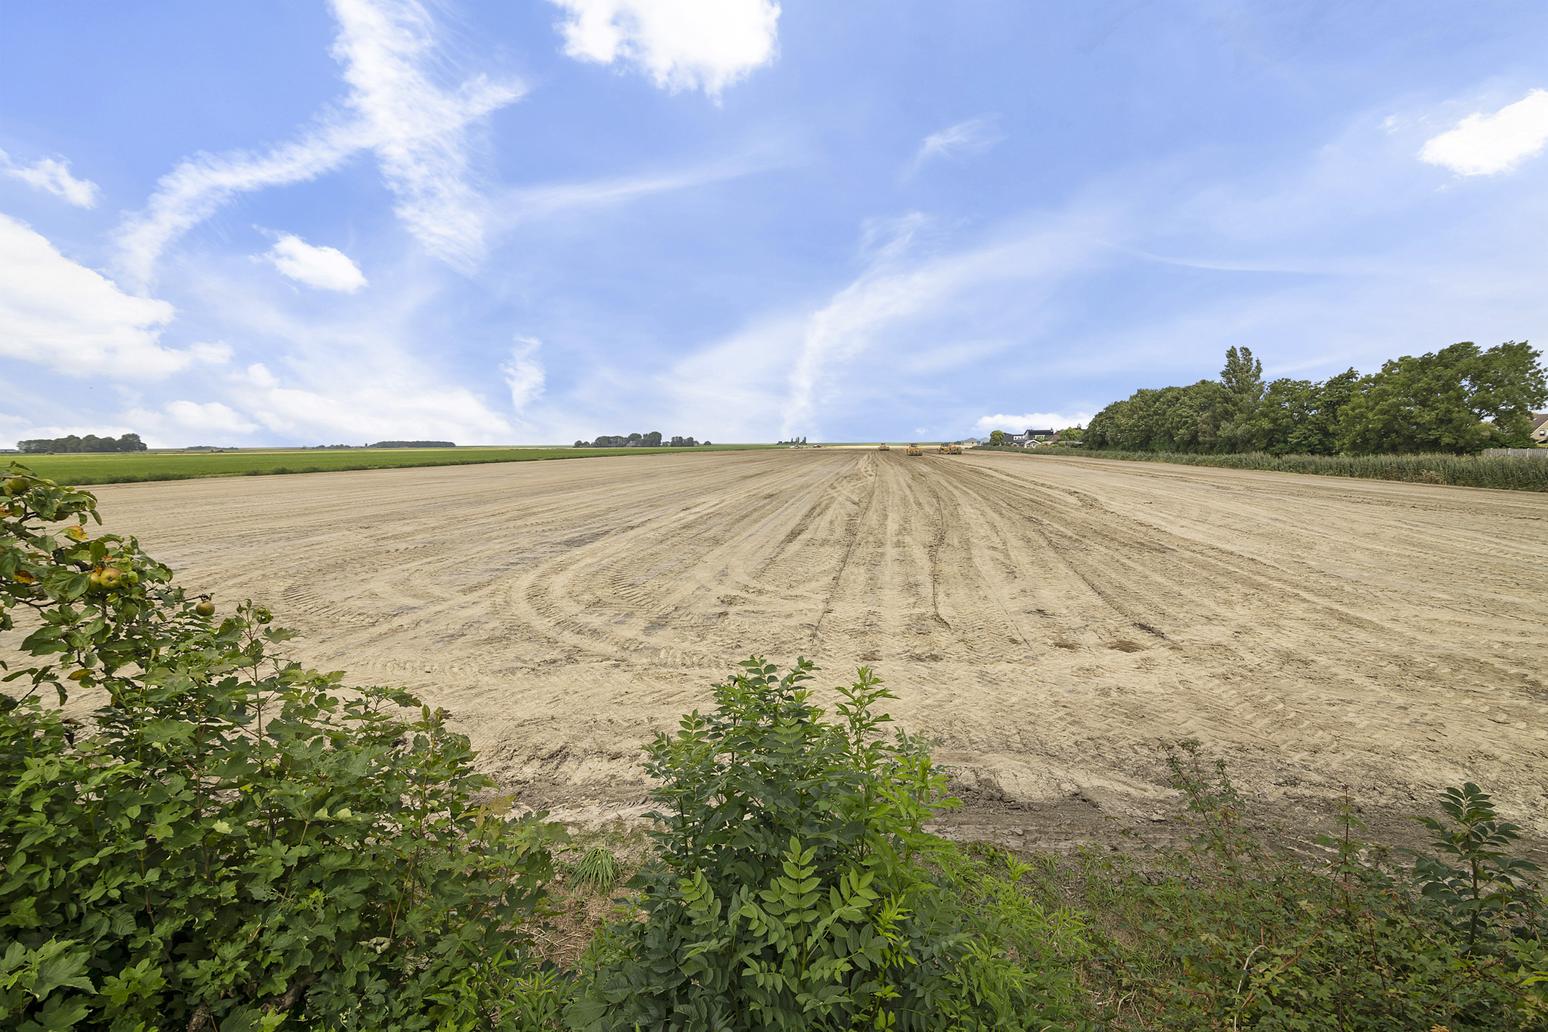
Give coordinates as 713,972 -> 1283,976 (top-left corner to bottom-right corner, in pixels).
3,1 -> 1547,446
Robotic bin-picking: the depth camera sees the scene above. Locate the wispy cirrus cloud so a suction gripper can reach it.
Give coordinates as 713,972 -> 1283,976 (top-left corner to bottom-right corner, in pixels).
329,0 -> 524,266
502,337 -> 546,414
782,210 -> 1113,437
907,114 -> 1004,175
549,0 -> 780,97
494,152 -> 780,230
1,149 -> 100,207
1420,88 -> 1548,176
116,0 -> 522,288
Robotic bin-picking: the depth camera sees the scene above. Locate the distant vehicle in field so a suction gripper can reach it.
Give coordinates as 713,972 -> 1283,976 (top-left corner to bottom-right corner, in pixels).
905,444 -> 923,456
877,443 -> 890,451
945,444 -> 963,455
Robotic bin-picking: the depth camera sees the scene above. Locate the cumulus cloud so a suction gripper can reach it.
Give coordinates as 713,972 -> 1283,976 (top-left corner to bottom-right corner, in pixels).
189,341 -> 235,364
243,362 -> 280,389
264,233 -> 368,291
1,150 -> 100,207
1420,88 -> 1548,176
973,412 -> 1094,435
116,0 -> 522,287
0,213 -> 209,379
550,0 -> 780,96
501,336 -> 546,413
125,400 -> 259,441
908,115 -> 1003,175
242,380 -> 513,443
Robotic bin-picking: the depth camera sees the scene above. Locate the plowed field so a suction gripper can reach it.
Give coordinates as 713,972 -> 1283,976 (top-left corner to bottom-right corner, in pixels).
89,449 -> 1548,840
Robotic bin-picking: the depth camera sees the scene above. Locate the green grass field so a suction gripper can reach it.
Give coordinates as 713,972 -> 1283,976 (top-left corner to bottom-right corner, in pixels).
3,445 -> 771,486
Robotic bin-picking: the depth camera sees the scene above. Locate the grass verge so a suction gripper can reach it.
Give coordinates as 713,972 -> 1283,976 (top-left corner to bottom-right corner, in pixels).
983,445 -> 1548,491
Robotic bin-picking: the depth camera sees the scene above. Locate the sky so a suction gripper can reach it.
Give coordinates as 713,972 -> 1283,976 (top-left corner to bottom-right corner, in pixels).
2,0 -> 1547,447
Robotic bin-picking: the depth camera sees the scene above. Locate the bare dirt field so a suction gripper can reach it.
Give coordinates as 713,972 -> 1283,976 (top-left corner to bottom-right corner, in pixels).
87,449 -> 1548,849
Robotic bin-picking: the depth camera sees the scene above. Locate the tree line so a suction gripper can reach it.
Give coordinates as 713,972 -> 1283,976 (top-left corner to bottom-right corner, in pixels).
17,433 -> 148,453
1084,341 -> 1546,455
575,432 -> 711,448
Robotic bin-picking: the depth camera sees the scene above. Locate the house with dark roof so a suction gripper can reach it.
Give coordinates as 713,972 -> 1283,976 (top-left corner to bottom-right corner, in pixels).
1007,429 -> 1055,447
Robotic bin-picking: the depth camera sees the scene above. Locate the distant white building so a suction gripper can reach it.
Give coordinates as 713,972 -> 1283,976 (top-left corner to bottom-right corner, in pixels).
1532,412 -> 1548,444
1007,429 -> 1055,447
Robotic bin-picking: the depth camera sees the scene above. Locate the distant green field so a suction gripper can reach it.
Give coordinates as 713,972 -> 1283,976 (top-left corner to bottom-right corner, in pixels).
4,445 -> 771,486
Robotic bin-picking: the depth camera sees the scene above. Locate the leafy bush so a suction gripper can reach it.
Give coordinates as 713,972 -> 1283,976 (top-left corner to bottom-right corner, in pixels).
568,658 -> 1091,1030
1066,741 -> 1548,1030
0,466 -> 565,1030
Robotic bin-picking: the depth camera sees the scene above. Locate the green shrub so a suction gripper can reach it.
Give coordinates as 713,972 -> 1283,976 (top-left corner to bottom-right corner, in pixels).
0,466 -> 565,1030
568,657 -> 1092,1031
1067,741 -> 1548,1030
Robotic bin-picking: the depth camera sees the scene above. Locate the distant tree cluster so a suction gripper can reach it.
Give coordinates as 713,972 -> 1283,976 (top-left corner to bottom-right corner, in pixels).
574,432 -> 711,448
1085,342 -> 1546,456
778,436 -> 808,445
366,440 -> 455,448
18,433 -> 147,454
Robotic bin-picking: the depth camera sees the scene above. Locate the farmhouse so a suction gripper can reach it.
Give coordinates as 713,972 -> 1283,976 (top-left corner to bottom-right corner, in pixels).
1532,412 -> 1548,444
1008,429 -> 1056,447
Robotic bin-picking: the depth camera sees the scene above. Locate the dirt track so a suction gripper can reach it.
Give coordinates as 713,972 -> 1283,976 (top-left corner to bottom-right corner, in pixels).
90,450 -> 1548,843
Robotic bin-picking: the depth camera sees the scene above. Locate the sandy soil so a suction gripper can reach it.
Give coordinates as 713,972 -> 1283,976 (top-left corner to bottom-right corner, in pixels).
81,450 -> 1548,847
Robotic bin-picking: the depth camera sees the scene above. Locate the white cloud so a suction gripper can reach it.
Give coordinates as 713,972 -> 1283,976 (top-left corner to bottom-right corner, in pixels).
125,400 -> 259,440
244,362 -> 280,388
1420,88 -> 1548,176
0,213 -> 205,379
908,115 -> 1003,175
550,0 -> 780,97
189,341 -> 234,365
1,150 -> 100,208
243,380 -> 513,443
502,337 -> 546,413
264,233 -> 368,292
973,412 -> 1093,435
116,0 -> 522,287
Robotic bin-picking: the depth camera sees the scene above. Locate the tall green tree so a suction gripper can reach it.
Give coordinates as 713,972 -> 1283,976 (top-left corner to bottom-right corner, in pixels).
1219,346 -> 1265,450
1337,342 -> 1547,454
